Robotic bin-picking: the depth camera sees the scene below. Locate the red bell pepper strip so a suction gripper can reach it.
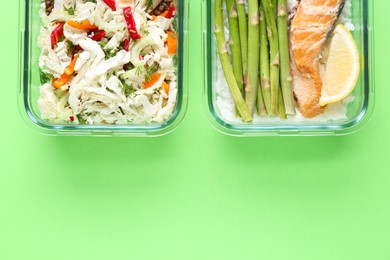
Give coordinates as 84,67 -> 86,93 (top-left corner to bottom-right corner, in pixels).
123,6 -> 141,41
75,45 -> 83,52
71,45 -> 83,60
89,30 -> 106,41
165,5 -> 176,19
51,22 -> 65,49
103,0 -> 116,11
123,39 -> 130,51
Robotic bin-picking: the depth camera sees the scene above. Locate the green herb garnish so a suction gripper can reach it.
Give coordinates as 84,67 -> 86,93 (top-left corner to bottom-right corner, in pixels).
64,4 -> 76,15
39,69 -> 52,84
144,63 -> 160,82
119,77 -> 136,97
103,48 -> 119,60
65,40 -> 77,56
145,0 -> 154,9
77,114 -> 87,124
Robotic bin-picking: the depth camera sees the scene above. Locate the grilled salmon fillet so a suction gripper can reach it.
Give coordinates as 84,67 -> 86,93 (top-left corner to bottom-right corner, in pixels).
290,0 -> 345,118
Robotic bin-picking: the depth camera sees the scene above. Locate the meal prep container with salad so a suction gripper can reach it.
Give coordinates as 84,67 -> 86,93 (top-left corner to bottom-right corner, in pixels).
18,0 -> 189,136
202,0 -> 374,136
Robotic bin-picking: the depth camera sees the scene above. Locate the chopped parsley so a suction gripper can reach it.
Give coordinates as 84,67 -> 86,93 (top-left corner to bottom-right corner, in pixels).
135,67 -> 143,76
141,28 -> 150,36
98,40 -> 120,60
77,115 -> 87,124
119,77 -> 136,97
144,63 -> 160,82
103,48 -> 119,60
172,54 -> 178,67
145,0 -> 154,9
64,4 -> 76,15
65,40 -> 77,56
40,69 -> 52,84
98,40 -> 108,49
119,107 -> 125,115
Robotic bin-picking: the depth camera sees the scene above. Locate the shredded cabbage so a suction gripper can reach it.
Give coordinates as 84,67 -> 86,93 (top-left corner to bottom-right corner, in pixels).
38,0 -> 178,125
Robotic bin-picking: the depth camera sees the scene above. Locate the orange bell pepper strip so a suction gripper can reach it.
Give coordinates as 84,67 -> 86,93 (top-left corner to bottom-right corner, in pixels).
143,73 -> 161,89
67,19 -> 98,31
160,11 -> 169,18
151,10 -> 170,21
162,82 -> 170,93
166,31 -> 177,55
52,55 -> 79,89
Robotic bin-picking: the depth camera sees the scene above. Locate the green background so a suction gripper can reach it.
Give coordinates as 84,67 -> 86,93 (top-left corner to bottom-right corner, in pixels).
1,1 -> 390,259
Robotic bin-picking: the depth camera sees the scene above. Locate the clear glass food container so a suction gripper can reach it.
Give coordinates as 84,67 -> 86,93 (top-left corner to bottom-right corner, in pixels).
18,0 -> 189,137
202,0 -> 374,136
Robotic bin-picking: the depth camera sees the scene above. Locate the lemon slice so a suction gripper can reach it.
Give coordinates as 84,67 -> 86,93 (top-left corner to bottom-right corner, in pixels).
319,24 -> 360,106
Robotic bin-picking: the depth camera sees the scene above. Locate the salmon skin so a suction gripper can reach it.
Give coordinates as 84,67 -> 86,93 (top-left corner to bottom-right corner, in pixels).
290,0 -> 345,118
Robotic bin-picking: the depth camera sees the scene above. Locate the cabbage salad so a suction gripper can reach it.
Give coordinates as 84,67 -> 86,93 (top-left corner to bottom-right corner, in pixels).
38,0 -> 178,124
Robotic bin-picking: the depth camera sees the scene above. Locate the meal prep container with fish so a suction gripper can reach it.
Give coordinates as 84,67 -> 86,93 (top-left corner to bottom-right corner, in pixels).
18,0 -> 189,137
202,0 -> 374,136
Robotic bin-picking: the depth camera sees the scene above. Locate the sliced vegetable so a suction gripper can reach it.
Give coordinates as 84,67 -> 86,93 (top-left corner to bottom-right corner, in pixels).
71,45 -> 83,60
120,67 -> 146,86
67,19 -> 98,31
130,36 -> 156,66
165,5 -> 176,19
167,31 -> 177,55
52,55 -> 79,89
160,11 -> 169,17
40,69 -> 52,84
123,39 -> 130,51
103,0 -> 116,11
151,9 -> 171,20
51,22 -> 65,49
162,82 -> 170,93
89,30 -> 106,41
123,7 -> 142,41
144,73 -> 161,89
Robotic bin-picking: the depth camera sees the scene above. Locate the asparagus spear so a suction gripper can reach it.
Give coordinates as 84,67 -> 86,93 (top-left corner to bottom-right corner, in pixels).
262,0 -> 280,115
214,0 -> 252,122
278,87 -> 287,119
257,82 -> 267,116
273,0 -> 278,9
226,0 -> 244,95
277,0 -> 296,115
259,6 -> 271,114
236,0 -> 248,88
245,0 -> 260,115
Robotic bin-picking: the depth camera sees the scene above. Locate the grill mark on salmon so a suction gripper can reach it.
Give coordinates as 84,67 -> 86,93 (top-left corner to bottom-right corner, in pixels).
290,0 -> 345,118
